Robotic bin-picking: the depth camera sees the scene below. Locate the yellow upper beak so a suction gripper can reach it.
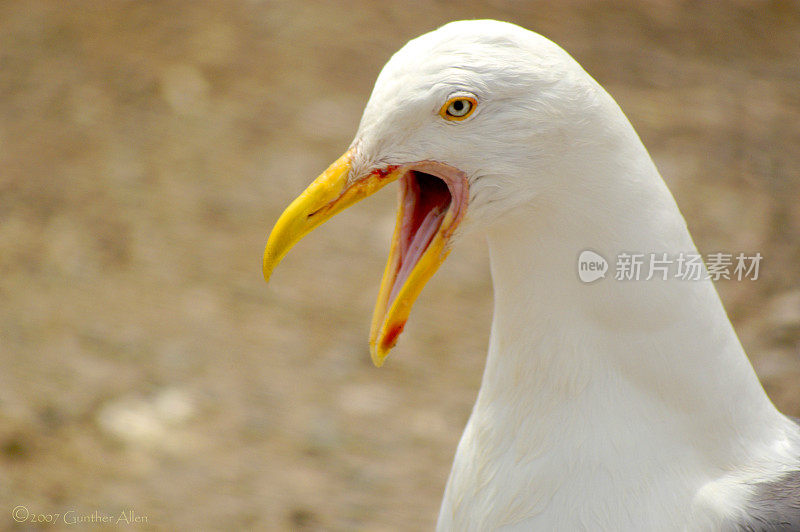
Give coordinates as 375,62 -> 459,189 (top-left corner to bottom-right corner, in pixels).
263,149 -> 466,366
262,150 -> 395,282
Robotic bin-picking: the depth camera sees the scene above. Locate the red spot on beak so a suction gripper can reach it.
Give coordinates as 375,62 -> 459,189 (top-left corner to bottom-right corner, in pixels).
381,321 -> 406,351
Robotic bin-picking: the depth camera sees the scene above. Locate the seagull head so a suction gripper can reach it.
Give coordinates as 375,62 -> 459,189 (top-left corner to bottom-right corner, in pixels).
263,20 -> 615,366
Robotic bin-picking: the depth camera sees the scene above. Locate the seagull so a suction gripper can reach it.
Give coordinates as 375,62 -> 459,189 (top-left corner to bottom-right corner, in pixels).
262,20 -> 800,531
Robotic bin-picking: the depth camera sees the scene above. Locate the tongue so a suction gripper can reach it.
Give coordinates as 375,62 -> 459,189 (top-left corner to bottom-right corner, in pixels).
389,205 -> 445,305
387,172 -> 451,308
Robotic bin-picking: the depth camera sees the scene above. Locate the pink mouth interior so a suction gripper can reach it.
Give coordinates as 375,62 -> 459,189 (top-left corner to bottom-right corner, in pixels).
387,171 -> 452,308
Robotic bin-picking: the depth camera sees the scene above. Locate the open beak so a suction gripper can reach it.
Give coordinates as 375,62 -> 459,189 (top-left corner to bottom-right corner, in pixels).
263,149 -> 468,366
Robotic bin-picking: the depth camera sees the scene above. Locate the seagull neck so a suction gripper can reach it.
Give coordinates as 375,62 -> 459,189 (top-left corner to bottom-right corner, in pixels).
478,170 -> 786,468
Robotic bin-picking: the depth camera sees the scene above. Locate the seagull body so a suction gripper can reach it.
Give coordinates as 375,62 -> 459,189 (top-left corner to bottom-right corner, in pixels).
263,20 -> 800,531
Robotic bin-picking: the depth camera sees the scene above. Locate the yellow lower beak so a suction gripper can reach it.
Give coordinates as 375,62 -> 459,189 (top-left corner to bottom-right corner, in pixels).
263,150 -> 467,367
368,176 -> 462,366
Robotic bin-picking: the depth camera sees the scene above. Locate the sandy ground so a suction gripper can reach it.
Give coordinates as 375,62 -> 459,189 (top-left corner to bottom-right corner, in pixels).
1,1 -> 798,530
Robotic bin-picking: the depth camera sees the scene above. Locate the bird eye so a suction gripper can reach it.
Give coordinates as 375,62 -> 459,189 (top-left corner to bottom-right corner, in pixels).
440,96 -> 477,121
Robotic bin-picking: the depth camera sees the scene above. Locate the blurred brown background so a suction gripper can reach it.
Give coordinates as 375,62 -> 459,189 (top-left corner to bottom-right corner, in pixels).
1,1 -> 798,530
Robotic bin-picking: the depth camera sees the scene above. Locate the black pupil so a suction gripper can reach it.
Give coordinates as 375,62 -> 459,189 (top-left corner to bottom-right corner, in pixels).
452,100 -> 464,112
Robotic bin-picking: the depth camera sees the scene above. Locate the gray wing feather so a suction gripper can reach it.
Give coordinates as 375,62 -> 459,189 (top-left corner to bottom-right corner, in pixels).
727,417 -> 800,531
